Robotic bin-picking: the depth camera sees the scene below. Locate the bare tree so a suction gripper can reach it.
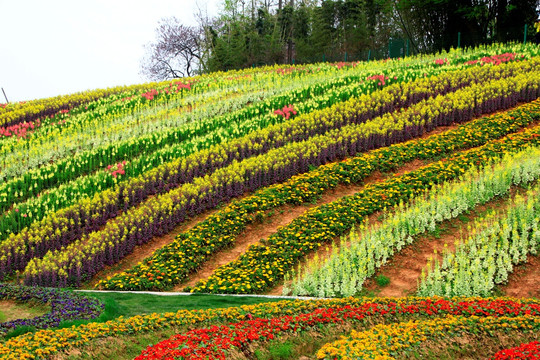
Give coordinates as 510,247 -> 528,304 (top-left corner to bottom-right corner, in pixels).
141,17 -> 202,81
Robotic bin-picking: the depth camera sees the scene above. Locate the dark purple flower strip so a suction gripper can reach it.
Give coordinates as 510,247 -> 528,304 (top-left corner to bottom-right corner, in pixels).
0,283 -> 103,334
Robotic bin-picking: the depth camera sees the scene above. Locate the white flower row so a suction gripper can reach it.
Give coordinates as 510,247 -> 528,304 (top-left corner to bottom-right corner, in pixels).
286,145 -> 540,297
417,181 -> 539,297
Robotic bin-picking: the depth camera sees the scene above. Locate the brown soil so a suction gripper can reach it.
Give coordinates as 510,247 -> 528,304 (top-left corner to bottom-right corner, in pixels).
175,184 -> 366,291
362,185 -> 531,297
267,158 -> 430,296
500,254 -> 540,298
0,300 -> 50,322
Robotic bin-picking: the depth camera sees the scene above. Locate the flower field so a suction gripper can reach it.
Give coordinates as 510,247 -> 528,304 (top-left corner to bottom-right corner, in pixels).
1,43 -> 540,359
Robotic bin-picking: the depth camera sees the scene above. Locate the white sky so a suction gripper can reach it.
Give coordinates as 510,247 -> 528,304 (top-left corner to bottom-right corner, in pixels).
0,0 -> 222,102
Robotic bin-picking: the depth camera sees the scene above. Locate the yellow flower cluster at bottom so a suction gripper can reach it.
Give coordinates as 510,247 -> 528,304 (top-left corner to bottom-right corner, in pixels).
317,315 -> 540,359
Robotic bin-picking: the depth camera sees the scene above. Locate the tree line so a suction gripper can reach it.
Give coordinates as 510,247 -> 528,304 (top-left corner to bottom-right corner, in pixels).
141,0 -> 539,80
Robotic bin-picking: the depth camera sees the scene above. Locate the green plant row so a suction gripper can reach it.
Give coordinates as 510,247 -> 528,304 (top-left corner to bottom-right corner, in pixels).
0,82 -> 163,128
0,56 -> 399,198
287,145 -> 540,297
98,100 -> 540,291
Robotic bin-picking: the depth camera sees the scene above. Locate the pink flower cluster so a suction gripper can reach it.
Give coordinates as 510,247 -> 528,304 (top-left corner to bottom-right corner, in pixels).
0,106 -> 73,139
434,58 -> 448,65
141,89 -> 159,101
107,161 -> 127,178
465,53 -> 518,66
274,104 -> 297,119
0,119 -> 40,138
276,67 -> 295,75
367,74 -> 390,86
141,82 -> 192,101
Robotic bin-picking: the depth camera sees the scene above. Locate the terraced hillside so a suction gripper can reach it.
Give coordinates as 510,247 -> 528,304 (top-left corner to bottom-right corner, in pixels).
0,43 -> 539,359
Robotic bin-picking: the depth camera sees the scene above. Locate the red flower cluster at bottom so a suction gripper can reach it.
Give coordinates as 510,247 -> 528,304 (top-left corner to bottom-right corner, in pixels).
135,298 -> 540,360
491,341 -> 540,360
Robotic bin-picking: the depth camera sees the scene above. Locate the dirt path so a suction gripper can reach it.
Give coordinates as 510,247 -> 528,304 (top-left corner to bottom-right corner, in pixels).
362,225 -> 463,297
267,159 -> 430,296
175,183 -> 367,291
0,300 -> 50,322
500,254 -> 540,298
84,208 -> 219,289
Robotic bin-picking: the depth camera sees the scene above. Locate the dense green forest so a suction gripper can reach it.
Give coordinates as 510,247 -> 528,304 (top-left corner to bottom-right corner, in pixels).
141,0 -> 539,79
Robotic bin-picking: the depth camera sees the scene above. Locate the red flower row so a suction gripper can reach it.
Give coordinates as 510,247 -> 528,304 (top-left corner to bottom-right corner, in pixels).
136,298 -> 540,360
491,341 -> 540,360
366,74 -> 390,86
434,58 -> 448,65
0,119 -> 39,138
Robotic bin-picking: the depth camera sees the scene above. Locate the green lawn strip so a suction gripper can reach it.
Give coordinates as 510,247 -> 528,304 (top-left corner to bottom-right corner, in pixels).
3,291 -> 289,343
63,291 -> 288,325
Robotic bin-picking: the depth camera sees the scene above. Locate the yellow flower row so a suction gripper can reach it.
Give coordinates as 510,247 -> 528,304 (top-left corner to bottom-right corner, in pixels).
317,315 -> 540,359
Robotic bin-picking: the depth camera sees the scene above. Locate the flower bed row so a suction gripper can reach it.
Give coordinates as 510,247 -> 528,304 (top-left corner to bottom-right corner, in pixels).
1,296 -> 538,359
288,145 -> 540,297
21,70 -> 540,288
1,42 -> 537,136
189,123 -> 540,294
0,283 -> 103,335
316,315 -> 540,360
418,179 -> 540,297
0,58 -> 470,235
2,58 -> 528,242
137,298 -> 540,360
98,99 -> 540,291
0,60 -> 280,181
0,82 -> 160,128
2,51 -> 513,224
0,67 -> 528,286
491,341 -> 540,360
3,47 -> 422,183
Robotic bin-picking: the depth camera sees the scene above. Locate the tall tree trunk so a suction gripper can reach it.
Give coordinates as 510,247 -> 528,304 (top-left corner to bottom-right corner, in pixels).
496,0 -> 508,41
